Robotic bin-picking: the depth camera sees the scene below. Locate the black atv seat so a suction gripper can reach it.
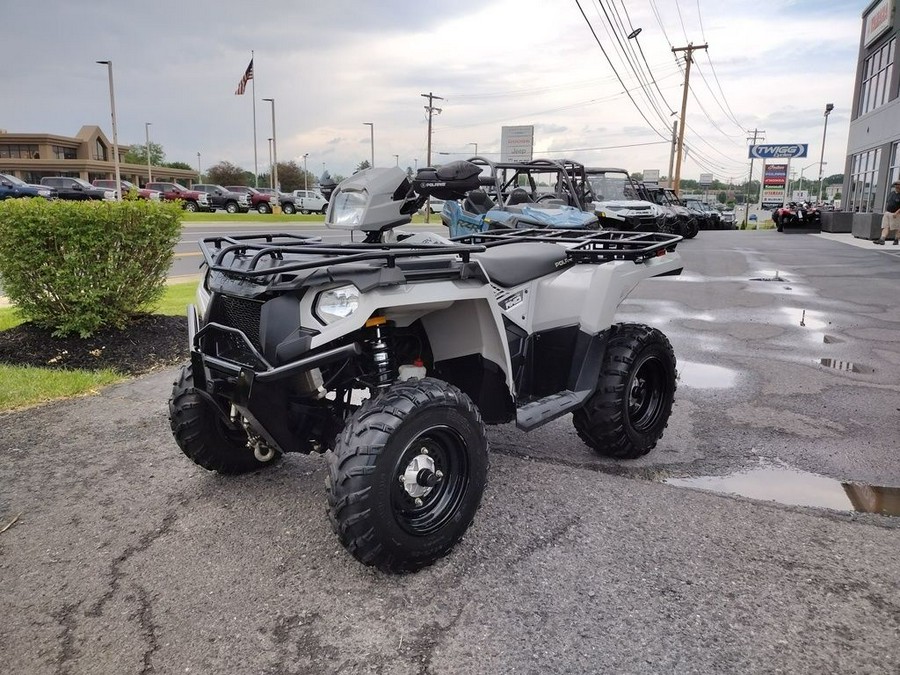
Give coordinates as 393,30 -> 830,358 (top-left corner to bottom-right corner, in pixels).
473,242 -> 570,288
463,189 -> 495,214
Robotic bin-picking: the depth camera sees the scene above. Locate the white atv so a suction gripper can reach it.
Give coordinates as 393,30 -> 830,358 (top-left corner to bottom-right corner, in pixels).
169,166 -> 684,573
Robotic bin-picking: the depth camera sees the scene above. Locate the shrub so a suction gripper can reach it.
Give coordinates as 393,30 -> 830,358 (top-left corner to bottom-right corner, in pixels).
0,198 -> 182,337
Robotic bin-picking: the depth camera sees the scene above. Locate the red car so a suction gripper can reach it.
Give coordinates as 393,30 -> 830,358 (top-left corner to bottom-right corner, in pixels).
145,182 -> 213,212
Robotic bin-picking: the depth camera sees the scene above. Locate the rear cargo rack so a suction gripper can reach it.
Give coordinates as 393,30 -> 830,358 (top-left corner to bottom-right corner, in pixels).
453,228 -> 681,263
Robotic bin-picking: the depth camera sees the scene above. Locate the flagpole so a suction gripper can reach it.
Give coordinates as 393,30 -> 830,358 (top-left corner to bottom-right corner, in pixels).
251,50 -> 259,187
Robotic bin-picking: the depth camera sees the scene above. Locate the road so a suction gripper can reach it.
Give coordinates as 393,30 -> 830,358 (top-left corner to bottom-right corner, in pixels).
2,229 -> 900,674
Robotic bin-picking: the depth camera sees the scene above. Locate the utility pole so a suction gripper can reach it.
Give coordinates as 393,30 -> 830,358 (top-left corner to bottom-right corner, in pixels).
671,43 -> 707,194
421,91 -> 443,224
744,128 -> 765,228
667,121 -> 677,188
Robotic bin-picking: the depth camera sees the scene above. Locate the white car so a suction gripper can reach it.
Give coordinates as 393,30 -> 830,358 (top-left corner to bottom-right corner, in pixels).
418,198 -> 445,215
291,190 -> 329,214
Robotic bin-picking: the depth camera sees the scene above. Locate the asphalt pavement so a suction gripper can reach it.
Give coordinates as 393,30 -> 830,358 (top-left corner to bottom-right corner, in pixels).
2,229 -> 899,674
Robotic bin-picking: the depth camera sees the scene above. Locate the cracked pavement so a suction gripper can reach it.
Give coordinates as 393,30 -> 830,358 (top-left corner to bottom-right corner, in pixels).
1,230 -> 899,674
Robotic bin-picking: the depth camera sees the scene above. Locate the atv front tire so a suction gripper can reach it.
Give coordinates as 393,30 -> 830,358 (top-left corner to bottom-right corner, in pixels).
326,378 -> 488,573
573,323 -> 676,459
169,364 -> 279,474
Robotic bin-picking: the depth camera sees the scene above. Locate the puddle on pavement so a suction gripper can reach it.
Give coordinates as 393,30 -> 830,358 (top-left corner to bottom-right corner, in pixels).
750,271 -> 788,282
782,308 -> 827,330
665,463 -> 900,516
678,361 -> 738,389
819,358 -> 875,374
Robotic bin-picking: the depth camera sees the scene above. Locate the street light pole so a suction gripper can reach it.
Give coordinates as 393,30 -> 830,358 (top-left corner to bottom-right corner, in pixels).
262,98 -> 280,213
363,122 -> 374,168
817,103 -> 834,204
303,153 -> 309,191
145,122 -> 152,184
197,152 -> 201,182
96,60 -> 121,200
393,154 -> 399,166
469,142 -> 478,156
267,138 -> 273,189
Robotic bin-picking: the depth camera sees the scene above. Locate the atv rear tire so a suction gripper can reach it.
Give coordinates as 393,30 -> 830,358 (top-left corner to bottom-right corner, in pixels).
682,218 -> 699,239
326,377 -> 488,573
573,323 -> 676,459
169,364 -> 279,474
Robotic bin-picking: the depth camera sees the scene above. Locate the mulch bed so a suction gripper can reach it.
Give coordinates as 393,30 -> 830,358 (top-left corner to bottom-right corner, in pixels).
0,314 -> 188,376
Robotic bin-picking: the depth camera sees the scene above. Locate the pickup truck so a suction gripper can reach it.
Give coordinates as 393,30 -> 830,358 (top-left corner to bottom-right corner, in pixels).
40,177 -> 115,201
291,189 -> 329,214
0,173 -> 56,200
145,182 -> 212,212
256,187 -> 299,214
92,179 -> 160,201
191,184 -> 251,213
224,186 -> 278,214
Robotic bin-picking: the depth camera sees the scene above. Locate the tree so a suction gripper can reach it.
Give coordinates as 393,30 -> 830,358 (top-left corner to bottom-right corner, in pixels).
356,160 -> 371,173
206,161 -> 248,186
124,141 -> 165,166
164,161 -> 193,171
717,191 -> 727,204
272,161 -> 305,192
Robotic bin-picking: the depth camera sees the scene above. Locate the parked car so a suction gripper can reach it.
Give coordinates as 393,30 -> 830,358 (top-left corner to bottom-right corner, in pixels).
255,187 -> 299,214
0,173 -> 56,200
92,179 -> 160,201
145,182 -> 212,212
684,199 -> 721,230
720,209 -> 736,227
191,184 -> 251,213
224,186 -> 278,214
40,177 -> 115,201
417,198 -> 445,215
291,189 -> 329,214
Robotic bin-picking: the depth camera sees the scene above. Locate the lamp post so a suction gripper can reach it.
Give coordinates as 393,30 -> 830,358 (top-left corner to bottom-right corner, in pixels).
303,153 -> 309,191
393,154 -> 399,166
363,122 -> 374,168
96,60 -> 121,200
817,103 -> 834,203
267,138 -> 273,189
414,158 -> 418,171
262,98 -> 280,213
798,161 -> 819,201
197,152 -> 201,182
469,142 -> 478,156
145,122 -> 152,184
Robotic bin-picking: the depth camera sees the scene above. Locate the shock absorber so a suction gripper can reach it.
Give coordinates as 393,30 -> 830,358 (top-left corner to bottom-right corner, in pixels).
365,317 -> 395,389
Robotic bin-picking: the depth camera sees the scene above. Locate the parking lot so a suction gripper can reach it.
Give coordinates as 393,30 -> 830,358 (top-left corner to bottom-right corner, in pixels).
2,230 -> 899,674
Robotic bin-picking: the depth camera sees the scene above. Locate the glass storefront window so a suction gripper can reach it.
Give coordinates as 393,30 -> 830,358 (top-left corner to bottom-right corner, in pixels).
859,38 -> 895,116
848,149 -> 882,212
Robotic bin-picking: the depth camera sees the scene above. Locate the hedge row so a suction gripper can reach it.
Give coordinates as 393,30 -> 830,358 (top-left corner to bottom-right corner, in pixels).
0,198 -> 182,337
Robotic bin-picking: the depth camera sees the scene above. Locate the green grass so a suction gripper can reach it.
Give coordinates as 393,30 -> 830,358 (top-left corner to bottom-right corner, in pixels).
182,211 -> 323,223
0,364 -> 124,410
0,281 -> 198,411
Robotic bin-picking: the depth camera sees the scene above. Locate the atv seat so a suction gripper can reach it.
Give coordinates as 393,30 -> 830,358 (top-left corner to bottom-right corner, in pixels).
463,189 -> 495,214
474,242 -> 570,287
506,188 -> 534,206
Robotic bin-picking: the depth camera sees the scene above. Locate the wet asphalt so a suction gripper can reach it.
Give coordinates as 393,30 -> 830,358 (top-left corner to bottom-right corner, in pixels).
1,229 -> 899,674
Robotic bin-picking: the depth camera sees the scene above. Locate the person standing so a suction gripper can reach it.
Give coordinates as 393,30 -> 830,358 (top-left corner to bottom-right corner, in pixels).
874,179 -> 900,245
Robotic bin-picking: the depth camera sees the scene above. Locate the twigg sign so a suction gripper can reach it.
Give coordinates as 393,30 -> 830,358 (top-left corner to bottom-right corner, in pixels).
748,144 -> 809,159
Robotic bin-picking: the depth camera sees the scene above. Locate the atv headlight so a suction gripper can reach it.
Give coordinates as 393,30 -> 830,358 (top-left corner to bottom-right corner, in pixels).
316,285 -> 359,324
329,191 -> 367,228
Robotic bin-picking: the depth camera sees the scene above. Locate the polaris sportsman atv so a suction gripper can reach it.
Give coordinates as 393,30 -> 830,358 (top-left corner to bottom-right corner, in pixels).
169,166 -> 683,573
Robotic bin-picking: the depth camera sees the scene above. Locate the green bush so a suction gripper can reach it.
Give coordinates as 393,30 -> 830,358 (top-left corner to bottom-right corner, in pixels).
0,198 -> 182,337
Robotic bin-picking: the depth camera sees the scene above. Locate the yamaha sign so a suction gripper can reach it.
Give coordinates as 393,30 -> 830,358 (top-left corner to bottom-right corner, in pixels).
748,144 -> 809,159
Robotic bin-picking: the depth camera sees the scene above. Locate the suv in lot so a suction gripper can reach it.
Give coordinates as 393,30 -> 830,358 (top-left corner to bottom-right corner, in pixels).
224,186 -> 278,214
192,184 -> 251,213
0,173 -> 56,200
291,189 -> 329,214
40,177 -> 115,201
145,182 -> 212,212
92,179 -> 160,201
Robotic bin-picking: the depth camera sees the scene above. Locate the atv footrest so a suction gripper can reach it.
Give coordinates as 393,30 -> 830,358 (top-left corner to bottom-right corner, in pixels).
516,389 -> 591,431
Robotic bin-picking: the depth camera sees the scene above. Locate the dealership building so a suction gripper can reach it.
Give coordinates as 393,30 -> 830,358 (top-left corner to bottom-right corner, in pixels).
836,0 -> 900,236
0,125 -> 198,186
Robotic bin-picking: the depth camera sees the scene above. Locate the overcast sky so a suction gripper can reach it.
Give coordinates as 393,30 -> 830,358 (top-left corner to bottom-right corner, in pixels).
2,0 -> 864,183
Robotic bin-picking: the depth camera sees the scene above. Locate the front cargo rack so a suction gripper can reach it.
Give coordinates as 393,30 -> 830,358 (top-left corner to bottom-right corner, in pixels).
453,228 -> 681,264
199,232 -> 487,280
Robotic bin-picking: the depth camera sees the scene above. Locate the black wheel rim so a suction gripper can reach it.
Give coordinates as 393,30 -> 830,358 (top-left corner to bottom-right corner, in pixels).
627,355 -> 669,433
390,426 -> 469,537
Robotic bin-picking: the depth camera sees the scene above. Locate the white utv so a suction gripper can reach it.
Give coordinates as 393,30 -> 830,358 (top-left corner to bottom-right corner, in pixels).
169,165 -> 684,573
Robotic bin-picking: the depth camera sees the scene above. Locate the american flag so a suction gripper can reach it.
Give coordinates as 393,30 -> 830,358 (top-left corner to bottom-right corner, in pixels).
235,59 -> 253,95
